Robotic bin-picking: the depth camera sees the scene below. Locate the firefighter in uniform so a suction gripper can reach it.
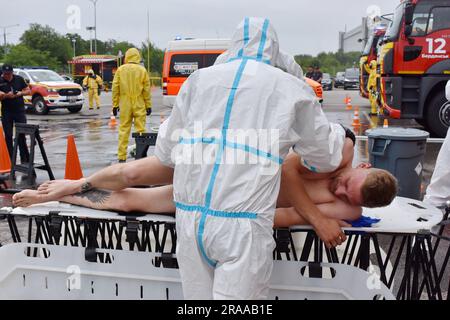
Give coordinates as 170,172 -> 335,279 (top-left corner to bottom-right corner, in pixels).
83,70 -> 103,110
367,60 -> 379,115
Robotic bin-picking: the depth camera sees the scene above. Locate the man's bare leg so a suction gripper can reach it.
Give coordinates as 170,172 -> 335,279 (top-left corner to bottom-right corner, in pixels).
37,156 -> 174,201
13,185 -> 176,214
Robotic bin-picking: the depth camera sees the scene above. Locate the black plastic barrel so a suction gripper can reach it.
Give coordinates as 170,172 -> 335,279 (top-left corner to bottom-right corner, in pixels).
367,128 -> 429,200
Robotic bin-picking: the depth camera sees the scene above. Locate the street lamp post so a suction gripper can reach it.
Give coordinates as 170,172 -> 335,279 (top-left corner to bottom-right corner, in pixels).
147,9 -> 151,75
71,38 -> 77,75
72,38 -> 77,58
86,26 -> 95,53
89,0 -> 99,53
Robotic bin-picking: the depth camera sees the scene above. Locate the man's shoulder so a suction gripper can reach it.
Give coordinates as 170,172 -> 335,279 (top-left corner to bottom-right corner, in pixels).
13,75 -> 25,83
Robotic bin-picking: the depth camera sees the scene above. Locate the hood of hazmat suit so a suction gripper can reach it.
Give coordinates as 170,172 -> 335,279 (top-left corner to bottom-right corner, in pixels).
125,47 -> 142,64
155,17 -> 345,300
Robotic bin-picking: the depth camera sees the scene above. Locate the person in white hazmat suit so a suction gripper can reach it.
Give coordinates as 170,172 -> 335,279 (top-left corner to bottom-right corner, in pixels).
424,81 -> 450,208
154,17 -> 346,300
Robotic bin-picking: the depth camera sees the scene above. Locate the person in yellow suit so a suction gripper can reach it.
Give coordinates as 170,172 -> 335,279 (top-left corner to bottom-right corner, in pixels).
112,48 -> 152,163
367,60 -> 379,115
83,70 -> 103,110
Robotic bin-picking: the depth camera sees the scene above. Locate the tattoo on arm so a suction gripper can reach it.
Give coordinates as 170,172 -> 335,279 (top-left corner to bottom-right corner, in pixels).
74,189 -> 112,205
80,181 -> 93,193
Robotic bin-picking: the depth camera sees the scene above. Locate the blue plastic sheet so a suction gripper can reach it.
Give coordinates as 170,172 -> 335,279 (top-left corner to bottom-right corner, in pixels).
347,216 -> 381,228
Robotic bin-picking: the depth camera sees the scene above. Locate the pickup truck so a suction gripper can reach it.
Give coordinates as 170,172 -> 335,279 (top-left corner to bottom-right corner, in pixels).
14,68 -> 84,115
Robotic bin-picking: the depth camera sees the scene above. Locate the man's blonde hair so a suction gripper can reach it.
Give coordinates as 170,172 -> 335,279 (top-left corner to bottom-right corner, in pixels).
361,169 -> 398,208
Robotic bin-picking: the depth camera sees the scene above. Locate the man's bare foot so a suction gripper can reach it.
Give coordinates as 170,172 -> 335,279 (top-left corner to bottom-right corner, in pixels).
12,190 -> 52,208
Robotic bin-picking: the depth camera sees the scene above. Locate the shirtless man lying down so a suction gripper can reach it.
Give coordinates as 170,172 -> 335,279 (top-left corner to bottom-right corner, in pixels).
13,138 -> 398,248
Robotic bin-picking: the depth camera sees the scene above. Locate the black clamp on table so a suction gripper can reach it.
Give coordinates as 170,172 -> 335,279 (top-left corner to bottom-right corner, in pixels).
132,132 -> 158,160
158,253 -> 179,269
48,211 -> 63,243
85,220 -> 100,263
124,217 -> 141,250
274,228 -> 292,259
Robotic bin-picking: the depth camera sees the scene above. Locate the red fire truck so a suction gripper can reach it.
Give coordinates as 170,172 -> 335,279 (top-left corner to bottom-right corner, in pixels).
379,0 -> 450,137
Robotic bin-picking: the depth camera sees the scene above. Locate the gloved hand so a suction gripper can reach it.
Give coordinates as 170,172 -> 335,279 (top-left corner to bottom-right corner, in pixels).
146,108 -> 152,116
341,125 -> 356,146
112,106 -> 120,117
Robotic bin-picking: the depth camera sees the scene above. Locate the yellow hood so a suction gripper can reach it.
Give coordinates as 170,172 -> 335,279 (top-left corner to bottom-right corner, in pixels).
125,48 -> 141,64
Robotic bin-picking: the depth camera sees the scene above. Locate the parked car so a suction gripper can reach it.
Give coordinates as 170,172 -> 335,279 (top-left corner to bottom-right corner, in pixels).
334,72 -> 345,88
15,67 -> 84,115
60,74 -> 74,82
321,73 -> 333,91
344,68 -> 360,90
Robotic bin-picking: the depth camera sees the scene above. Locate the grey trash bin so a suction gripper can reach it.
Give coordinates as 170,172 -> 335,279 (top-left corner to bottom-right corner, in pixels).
367,128 -> 429,200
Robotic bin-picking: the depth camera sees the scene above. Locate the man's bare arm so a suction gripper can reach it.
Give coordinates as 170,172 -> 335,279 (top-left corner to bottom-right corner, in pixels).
281,156 -> 347,248
317,200 -> 363,222
38,156 -> 174,199
294,138 -> 355,180
20,87 -> 31,97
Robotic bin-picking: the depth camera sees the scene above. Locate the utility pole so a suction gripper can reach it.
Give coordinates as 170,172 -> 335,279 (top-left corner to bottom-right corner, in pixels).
147,9 -> 151,75
86,26 -> 95,53
71,38 -> 77,75
1,24 -> 19,52
89,0 -> 99,53
72,38 -> 77,58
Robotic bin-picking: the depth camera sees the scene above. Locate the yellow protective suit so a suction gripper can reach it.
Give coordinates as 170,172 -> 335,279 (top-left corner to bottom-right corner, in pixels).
112,48 -> 152,161
83,74 -> 103,109
367,60 -> 379,115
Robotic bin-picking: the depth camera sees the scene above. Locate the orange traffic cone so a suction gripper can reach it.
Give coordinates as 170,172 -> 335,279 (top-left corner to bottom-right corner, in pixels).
64,135 -> 83,180
346,97 -> 353,111
344,95 -> 349,104
109,113 -> 118,127
383,119 -> 389,128
0,126 -> 11,174
352,107 -> 361,127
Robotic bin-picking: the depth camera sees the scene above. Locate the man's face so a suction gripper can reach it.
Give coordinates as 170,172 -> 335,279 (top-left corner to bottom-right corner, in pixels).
2,71 -> 13,81
308,67 -> 313,72
330,168 -> 369,206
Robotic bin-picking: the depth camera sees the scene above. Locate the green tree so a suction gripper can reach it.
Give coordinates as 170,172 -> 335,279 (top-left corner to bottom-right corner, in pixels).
21,24 -> 71,67
5,24 -> 166,76
295,51 -> 361,76
65,33 -> 91,57
3,44 -> 60,70
141,42 -> 164,75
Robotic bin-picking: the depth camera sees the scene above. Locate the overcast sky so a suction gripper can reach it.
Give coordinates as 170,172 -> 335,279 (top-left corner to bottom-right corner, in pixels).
2,0 -> 397,55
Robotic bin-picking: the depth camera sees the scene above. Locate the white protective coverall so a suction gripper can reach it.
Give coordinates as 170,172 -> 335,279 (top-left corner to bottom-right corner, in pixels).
155,17 -> 345,300
424,81 -> 450,207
